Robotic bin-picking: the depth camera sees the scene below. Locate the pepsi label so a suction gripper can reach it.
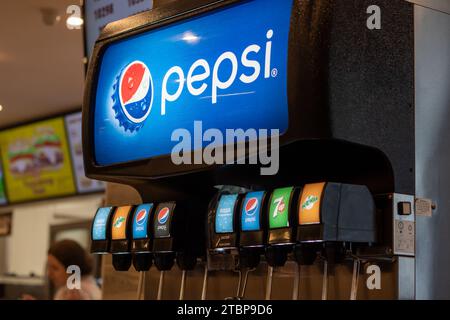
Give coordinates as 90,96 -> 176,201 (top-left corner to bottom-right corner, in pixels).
241,191 -> 264,231
154,203 -> 175,238
132,203 -> 153,239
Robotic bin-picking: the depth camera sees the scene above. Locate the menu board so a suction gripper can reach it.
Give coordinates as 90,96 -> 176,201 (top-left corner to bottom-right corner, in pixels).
0,162 -> 6,204
0,118 -> 76,203
84,0 -> 154,58
65,112 -> 105,193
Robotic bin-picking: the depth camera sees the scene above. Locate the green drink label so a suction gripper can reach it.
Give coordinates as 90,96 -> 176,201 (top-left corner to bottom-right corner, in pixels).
269,187 -> 294,229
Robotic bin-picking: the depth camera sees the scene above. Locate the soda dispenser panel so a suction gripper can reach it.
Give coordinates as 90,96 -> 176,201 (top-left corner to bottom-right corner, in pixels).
240,191 -> 267,246
110,205 -> 134,271
131,203 -> 155,271
209,194 -> 241,251
91,206 -> 114,254
238,191 -> 268,298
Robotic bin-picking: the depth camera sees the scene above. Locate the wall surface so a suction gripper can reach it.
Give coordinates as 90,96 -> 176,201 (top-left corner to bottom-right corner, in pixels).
0,194 -> 103,277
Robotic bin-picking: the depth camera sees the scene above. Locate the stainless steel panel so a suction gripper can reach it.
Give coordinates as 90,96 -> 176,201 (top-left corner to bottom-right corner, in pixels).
398,256 -> 415,300
415,5 -> 450,299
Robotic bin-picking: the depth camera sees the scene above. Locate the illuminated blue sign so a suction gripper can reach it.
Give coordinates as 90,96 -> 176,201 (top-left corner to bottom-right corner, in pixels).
241,191 -> 264,231
94,0 -> 292,165
92,207 -> 112,240
215,194 -> 238,234
132,203 -> 153,239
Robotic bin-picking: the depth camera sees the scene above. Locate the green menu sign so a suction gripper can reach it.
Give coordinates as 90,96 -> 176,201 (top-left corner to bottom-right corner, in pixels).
269,187 -> 294,229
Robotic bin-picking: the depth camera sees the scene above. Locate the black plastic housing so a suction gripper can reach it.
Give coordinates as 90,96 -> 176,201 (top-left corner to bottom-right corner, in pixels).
296,183 -> 376,243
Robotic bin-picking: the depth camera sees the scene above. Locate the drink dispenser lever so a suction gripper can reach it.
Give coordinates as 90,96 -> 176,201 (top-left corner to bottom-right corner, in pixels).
152,202 -> 177,300
265,186 -> 300,300
205,192 -> 241,300
110,206 -> 135,271
238,190 -> 268,299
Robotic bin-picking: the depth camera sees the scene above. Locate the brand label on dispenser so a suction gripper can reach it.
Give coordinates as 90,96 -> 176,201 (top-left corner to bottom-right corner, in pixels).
111,206 -> 132,240
241,191 -> 264,231
154,203 -> 175,238
269,187 -> 293,229
132,203 -> 153,239
92,207 -> 112,240
298,182 -> 325,225
216,194 -> 238,233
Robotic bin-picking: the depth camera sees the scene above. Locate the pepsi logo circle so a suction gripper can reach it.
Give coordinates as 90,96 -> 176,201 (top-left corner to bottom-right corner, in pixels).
112,61 -> 153,132
158,207 -> 170,224
135,209 -> 148,226
245,198 -> 258,216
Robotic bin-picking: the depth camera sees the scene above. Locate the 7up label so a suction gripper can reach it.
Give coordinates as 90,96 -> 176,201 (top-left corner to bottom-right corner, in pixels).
269,187 -> 293,229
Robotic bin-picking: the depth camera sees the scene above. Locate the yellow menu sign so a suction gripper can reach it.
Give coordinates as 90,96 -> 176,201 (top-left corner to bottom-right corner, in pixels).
0,118 -> 76,203
298,182 -> 326,225
111,206 -> 132,240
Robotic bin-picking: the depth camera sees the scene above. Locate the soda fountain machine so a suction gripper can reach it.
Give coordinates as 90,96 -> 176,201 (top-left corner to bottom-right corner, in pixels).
82,0 -> 448,299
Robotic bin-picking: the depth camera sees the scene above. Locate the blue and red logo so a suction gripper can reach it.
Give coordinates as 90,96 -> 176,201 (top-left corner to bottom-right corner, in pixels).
135,209 -> 148,226
241,191 -> 264,231
112,61 -> 153,132
244,197 -> 259,216
157,207 -> 170,224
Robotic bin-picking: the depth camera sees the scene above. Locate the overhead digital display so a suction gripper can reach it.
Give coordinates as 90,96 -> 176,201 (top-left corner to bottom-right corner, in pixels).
84,0 -> 154,58
0,118 -> 76,203
0,161 -> 6,205
65,112 -> 105,193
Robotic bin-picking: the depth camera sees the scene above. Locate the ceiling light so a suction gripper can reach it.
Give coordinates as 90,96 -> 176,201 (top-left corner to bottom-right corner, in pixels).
66,16 -> 84,29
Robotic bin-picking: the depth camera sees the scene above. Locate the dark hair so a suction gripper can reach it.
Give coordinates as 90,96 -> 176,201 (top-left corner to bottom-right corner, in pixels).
48,239 -> 93,276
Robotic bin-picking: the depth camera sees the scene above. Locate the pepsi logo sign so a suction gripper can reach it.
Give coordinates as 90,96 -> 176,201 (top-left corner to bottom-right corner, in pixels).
112,61 -> 154,132
157,207 -> 170,224
244,197 -> 259,216
135,209 -> 147,225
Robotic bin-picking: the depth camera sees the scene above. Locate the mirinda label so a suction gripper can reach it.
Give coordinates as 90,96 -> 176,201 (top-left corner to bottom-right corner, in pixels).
298,182 -> 326,225
111,206 -> 132,240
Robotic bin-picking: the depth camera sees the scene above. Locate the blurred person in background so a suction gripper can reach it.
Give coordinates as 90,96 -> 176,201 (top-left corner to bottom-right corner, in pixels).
23,239 -> 101,300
